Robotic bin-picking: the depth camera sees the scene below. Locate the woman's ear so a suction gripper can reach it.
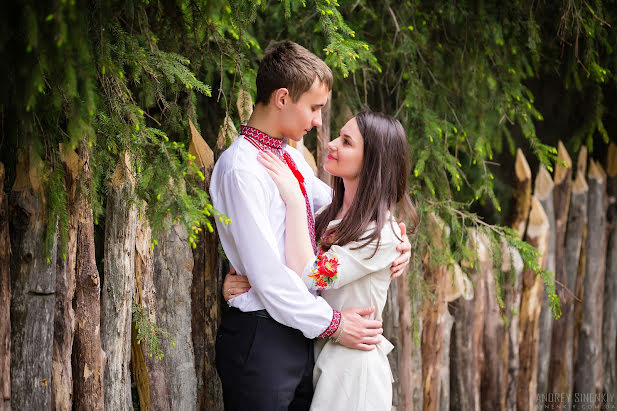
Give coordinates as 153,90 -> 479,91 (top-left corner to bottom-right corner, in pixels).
273,88 -> 289,109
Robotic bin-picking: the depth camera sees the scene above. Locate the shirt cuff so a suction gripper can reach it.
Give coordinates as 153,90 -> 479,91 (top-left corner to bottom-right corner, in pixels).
317,309 -> 341,339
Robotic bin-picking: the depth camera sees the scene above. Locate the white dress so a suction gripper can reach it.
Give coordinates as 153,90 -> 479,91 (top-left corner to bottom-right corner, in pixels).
300,217 -> 402,411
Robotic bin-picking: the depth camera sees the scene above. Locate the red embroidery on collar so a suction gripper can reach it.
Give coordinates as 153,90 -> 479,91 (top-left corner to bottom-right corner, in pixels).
241,125 -> 284,149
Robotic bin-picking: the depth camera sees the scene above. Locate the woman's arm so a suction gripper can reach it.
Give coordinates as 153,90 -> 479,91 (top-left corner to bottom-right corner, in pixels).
258,151 -> 315,275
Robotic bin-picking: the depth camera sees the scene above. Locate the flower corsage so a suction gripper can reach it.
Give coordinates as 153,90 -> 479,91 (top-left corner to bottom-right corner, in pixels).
307,251 -> 339,290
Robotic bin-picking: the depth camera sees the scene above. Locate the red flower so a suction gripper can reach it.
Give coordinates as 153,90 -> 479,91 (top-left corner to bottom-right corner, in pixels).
315,279 -> 328,289
317,255 -> 338,278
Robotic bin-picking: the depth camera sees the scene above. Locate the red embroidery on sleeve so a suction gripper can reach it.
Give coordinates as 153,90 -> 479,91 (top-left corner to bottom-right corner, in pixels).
318,309 -> 341,339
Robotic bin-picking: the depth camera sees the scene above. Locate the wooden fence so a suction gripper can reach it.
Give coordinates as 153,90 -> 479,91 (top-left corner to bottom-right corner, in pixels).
0,112 -> 615,410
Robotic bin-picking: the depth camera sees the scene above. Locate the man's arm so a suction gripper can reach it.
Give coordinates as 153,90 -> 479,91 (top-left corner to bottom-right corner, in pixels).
213,167 -> 333,339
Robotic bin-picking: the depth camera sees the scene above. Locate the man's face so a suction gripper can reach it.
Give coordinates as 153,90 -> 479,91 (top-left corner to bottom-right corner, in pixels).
279,78 -> 329,142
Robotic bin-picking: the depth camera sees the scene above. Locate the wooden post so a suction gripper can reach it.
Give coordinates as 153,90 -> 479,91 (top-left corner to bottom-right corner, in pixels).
101,152 -> 137,410
506,148 -> 532,238
602,143 -> 617,397
316,91 -> 332,183
397,272 -> 423,411
517,196 -> 549,411
450,229 -> 486,411
482,148 -> 532,411
188,120 -> 224,410
421,215 -> 453,411
72,144 -> 105,410
383,272 -> 401,408
154,220 -> 197,410
535,165 -> 557,403
502,243 -> 524,411
574,160 -> 608,403
0,163 -> 10,411
52,146 -> 78,411
131,211 -> 171,411
481,240 -> 507,411
549,147 -> 588,405
9,148 -> 58,409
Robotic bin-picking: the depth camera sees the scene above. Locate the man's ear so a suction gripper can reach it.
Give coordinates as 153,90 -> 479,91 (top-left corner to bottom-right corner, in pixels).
273,88 -> 289,109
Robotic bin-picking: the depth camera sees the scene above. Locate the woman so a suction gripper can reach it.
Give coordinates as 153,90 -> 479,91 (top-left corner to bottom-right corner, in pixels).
231,111 -> 417,410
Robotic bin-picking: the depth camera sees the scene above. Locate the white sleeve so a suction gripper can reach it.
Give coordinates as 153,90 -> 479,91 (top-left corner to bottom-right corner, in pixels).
301,224 -> 400,290
214,168 -> 334,339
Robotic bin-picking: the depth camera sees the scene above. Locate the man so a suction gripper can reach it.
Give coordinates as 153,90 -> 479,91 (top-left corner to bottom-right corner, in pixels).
210,41 -> 411,410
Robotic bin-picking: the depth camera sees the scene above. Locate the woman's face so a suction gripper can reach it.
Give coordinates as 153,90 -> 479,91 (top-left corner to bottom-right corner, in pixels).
324,117 -> 364,181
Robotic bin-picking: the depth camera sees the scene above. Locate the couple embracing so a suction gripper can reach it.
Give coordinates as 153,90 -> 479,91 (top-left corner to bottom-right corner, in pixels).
211,41 -> 418,411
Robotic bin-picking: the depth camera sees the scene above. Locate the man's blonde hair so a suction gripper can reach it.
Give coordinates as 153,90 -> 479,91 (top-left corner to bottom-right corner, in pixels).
255,41 -> 333,104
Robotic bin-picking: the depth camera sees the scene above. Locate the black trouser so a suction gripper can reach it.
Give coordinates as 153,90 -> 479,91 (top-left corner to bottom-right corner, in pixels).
215,308 -> 314,411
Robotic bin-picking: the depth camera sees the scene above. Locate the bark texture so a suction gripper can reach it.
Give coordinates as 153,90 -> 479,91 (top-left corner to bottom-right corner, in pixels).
549,153 -> 588,404
397,273 -> 423,411
574,160 -> 608,402
506,148 -> 532,238
188,120 -> 224,410
154,222 -> 196,410
101,152 -> 137,411
517,196 -> 549,411
603,142 -> 617,397
72,146 -> 105,410
9,149 -> 57,410
449,229 -> 486,411
0,163 -> 10,411
480,242 -> 507,411
132,214 -> 171,411
535,165 -> 557,402
502,244 -> 524,411
421,216 -> 452,411
52,146 -> 78,411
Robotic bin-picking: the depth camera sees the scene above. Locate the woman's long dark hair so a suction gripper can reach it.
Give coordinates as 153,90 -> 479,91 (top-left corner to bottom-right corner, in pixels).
315,111 -> 419,254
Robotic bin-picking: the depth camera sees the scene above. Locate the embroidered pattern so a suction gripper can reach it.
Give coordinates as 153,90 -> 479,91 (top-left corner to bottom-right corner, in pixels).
307,251 -> 340,290
318,309 -> 341,339
241,125 -> 317,252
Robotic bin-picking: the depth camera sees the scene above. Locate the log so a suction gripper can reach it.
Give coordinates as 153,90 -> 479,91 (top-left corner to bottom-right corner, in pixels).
52,146 -> 78,411
484,148 -> 530,411
502,244 -> 524,411
316,91 -> 332,183
574,160 -> 608,403
0,163 -> 10,411
72,145 -> 105,410
9,148 -> 58,409
154,221 -> 196,410
383,270 -> 401,408
101,152 -> 137,411
506,148 -> 532,238
572,146 -> 589,383
421,215 -> 453,411
384,270 -> 422,411
132,211 -> 171,411
449,229 -> 486,411
603,142 -> 617,397
502,149 -> 532,411
480,238 -> 507,411
188,120 -> 224,410
534,165 -> 557,403
517,196 -> 549,411
549,153 -> 588,405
